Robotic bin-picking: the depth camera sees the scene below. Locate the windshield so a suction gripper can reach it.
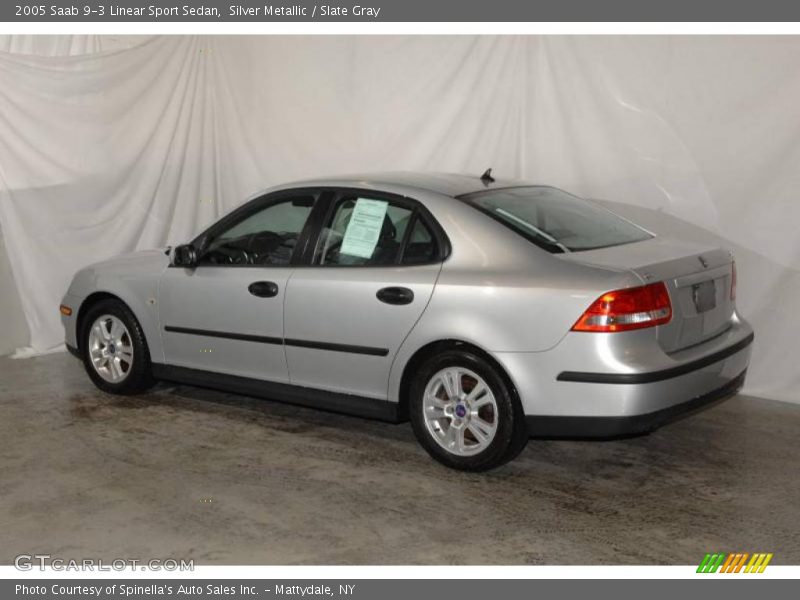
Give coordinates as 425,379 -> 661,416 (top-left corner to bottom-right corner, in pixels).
461,186 -> 652,253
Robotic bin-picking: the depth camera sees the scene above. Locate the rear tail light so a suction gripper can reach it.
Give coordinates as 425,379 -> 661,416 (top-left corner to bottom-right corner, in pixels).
571,282 -> 672,333
730,261 -> 737,301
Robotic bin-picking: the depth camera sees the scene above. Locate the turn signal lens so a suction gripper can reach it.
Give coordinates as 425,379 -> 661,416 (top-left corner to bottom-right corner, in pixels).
730,261 -> 737,301
571,282 -> 672,333
59,304 -> 73,316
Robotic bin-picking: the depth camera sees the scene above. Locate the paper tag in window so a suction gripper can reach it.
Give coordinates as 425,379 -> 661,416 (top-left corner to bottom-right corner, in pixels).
340,198 -> 389,259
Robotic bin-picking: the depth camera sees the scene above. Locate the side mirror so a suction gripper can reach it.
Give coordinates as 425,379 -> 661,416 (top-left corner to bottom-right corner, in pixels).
172,244 -> 198,268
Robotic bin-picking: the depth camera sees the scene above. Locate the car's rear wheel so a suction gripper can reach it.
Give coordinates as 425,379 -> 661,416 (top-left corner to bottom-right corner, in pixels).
409,349 -> 528,471
80,298 -> 154,395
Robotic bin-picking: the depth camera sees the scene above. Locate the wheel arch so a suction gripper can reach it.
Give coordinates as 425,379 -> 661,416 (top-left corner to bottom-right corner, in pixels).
395,338 -> 521,422
75,291 -> 155,358
76,292 -> 121,350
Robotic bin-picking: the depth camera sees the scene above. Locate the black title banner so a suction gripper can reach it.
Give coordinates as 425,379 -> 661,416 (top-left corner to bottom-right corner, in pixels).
5,0 -> 800,22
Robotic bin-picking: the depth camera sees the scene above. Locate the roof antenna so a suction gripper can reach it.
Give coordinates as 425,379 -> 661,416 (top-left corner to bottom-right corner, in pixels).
480,168 -> 495,185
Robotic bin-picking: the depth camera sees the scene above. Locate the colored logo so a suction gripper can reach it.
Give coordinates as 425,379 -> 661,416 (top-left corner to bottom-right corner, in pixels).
697,552 -> 773,573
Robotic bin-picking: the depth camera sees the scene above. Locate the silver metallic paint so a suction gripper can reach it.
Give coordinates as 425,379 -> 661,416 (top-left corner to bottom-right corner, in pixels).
62,249 -> 168,362
61,173 -> 754,423
494,314 -> 752,417
284,263 -> 441,399
159,265 -> 290,382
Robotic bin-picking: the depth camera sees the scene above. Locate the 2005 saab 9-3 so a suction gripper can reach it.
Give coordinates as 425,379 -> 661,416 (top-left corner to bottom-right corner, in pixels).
61,171 -> 754,470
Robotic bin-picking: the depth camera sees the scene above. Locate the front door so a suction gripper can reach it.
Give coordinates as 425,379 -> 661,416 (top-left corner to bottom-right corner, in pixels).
158,190 -> 322,381
283,190 -> 446,399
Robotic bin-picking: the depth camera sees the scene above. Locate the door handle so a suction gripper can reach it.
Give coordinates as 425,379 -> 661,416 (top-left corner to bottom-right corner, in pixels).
376,286 -> 414,305
248,281 -> 279,298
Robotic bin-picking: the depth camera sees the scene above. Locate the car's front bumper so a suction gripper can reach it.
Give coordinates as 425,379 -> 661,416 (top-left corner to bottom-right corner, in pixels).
61,292 -> 81,351
494,313 -> 754,438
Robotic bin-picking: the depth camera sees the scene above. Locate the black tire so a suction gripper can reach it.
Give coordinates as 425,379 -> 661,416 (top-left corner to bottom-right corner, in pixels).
409,349 -> 528,471
79,298 -> 155,395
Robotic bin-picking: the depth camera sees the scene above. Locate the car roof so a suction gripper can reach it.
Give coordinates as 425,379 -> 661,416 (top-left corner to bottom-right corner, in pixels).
285,171 -> 531,198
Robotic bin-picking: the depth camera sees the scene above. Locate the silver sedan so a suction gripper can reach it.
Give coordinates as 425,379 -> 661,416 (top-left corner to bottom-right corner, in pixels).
60,171 -> 754,470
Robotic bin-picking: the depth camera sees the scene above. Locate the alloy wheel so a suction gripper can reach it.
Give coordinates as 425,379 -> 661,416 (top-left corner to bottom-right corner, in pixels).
87,314 -> 134,383
422,367 -> 499,456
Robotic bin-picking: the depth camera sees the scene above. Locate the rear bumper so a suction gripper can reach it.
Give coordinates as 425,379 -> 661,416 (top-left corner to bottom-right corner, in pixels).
555,332 -> 753,385
526,368 -> 747,438
494,313 -> 754,436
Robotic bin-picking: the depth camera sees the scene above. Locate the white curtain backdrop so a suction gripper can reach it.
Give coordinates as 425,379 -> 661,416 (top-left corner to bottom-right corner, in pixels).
0,35 -> 149,56
0,35 -> 797,403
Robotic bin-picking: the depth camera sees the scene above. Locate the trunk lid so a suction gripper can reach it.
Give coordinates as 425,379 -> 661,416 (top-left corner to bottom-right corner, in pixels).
558,236 -> 735,352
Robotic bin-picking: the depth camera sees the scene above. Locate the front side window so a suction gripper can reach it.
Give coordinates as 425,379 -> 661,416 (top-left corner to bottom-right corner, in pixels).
199,195 -> 316,266
461,186 -> 652,253
315,194 -> 438,266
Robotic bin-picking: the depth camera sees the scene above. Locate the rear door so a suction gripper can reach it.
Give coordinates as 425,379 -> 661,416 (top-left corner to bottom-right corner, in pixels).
283,189 -> 446,399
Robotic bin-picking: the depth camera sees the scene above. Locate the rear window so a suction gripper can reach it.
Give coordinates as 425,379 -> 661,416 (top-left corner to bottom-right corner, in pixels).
460,186 -> 652,253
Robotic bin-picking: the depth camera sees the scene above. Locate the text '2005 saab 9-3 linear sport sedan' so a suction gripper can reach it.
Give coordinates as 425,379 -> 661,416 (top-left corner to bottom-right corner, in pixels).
60,171 -> 753,470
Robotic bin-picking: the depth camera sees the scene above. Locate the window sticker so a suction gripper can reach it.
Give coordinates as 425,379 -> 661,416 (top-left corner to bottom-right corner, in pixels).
340,198 -> 389,259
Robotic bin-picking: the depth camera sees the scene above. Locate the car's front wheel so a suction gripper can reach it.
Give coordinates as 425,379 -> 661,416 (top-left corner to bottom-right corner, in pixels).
80,298 -> 154,395
409,349 -> 528,471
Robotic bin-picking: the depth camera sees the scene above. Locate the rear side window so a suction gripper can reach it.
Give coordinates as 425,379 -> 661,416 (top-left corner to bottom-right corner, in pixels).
315,194 -> 439,266
461,186 -> 652,253
401,218 -> 437,265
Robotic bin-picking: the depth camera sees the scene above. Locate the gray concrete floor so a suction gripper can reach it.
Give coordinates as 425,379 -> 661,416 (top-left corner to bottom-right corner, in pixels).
1,353 -> 799,565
